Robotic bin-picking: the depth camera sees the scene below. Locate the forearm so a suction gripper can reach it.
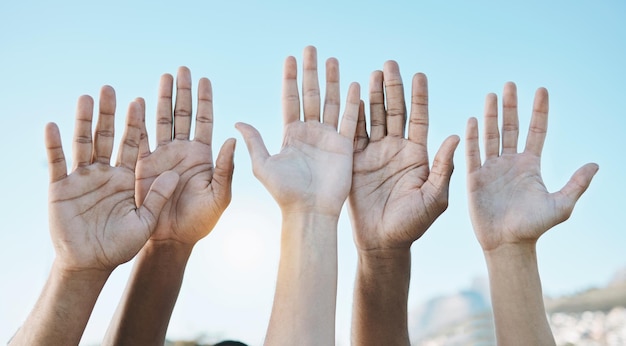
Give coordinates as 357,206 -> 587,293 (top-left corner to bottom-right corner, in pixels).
352,248 -> 411,346
264,212 -> 339,346
10,260 -> 110,345
102,239 -> 193,346
484,242 -> 555,346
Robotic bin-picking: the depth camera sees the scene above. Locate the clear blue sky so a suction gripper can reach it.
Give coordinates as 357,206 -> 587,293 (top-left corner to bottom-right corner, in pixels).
1,1 -> 624,345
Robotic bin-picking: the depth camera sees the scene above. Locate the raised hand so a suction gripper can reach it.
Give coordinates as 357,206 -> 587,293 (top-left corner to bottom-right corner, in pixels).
135,67 -> 235,244
9,86 -> 178,346
466,82 -> 598,251
237,46 -> 360,345
237,46 -> 360,217
349,61 -> 459,251
102,68 -> 235,346
348,62 -> 458,346
466,82 -> 598,346
47,86 -> 179,272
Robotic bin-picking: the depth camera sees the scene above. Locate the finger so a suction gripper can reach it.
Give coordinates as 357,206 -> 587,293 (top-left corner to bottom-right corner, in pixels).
354,100 -> 368,152
323,57 -> 340,129
156,73 -> 174,146
339,82 -> 360,141
173,66 -> 193,140
212,138 -> 236,206
194,77 -> 214,146
524,87 -> 549,157
427,135 -> 460,196
135,97 -> 152,160
138,170 -> 180,232
501,82 -> 519,154
302,46 -> 321,123
408,73 -> 429,147
553,163 -> 599,224
72,95 -> 94,170
283,56 -> 300,125
235,122 -> 270,178
483,93 -> 500,159
116,102 -> 143,171
45,122 -> 67,183
383,60 -> 406,138
369,70 -> 386,141
465,117 -> 482,173
93,85 -> 116,164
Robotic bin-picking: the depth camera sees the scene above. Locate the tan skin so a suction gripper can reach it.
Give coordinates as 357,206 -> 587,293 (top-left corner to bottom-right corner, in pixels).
237,46 -> 361,345
103,67 -> 235,346
350,62 -> 459,250
10,87 -> 179,346
135,67 -> 236,245
348,61 -> 458,345
466,82 -> 598,345
467,83 -> 598,251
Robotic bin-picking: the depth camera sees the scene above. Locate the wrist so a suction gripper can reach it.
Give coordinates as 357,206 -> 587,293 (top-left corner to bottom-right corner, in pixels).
483,242 -> 539,275
52,258 -> 113,283
144,238 -> 195,256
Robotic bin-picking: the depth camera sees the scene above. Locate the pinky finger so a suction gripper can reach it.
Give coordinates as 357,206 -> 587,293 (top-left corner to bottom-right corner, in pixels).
45,122 -> 67,183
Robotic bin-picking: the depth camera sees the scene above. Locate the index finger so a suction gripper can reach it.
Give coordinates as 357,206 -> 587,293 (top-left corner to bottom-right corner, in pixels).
194,77 -> 214,146
408,73 -> 429,147
524,87 -> 549,157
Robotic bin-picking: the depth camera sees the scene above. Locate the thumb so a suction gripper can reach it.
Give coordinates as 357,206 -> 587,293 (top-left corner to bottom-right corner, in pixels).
235,122 -> 270,178
137,170 -> 180,231
427,135 -> 460,194
553,162 -> 599,222
212,138 -> 236,204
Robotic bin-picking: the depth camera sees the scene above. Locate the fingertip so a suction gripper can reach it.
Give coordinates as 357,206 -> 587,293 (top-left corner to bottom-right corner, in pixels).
504,81 -> 516,90
177,66 -> 191,75
161,73 -> 174,83
383,60 -> 399,71
326,57 -> 338,67
77,94 -> 94,106
413,72 -> 427,81
304,45 -> 317,55
100,85 -> 115,96
199,77 -> 212,90
348,82 -> 361,97
449,134 -> 461,145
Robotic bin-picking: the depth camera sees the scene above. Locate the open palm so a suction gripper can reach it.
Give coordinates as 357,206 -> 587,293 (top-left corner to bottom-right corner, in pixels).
47,87 -> 178,271
135,67 -> 235,245
349,63 -> 459,250
237,47 -> 360,216
466,83 -> 598,251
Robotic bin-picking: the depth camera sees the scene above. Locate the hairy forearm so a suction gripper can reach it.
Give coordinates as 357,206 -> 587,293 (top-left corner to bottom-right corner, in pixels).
102,240 -> 193,346
484,242 -> 555,346
10,260 -> 110,345
352,247 -> 411,346
264,212 -> 339,346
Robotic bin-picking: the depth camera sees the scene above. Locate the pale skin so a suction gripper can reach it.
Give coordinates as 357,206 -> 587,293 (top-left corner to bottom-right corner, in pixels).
9,87 -> 179,346
348,61 -> 459,345
237,46 -> 360,346
466,82 -> 598,345
102,67 -> 235,345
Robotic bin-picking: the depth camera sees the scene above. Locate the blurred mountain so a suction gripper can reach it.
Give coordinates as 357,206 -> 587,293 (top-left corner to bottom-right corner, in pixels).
546,267 -> 626,314
410,267 -> 626,345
